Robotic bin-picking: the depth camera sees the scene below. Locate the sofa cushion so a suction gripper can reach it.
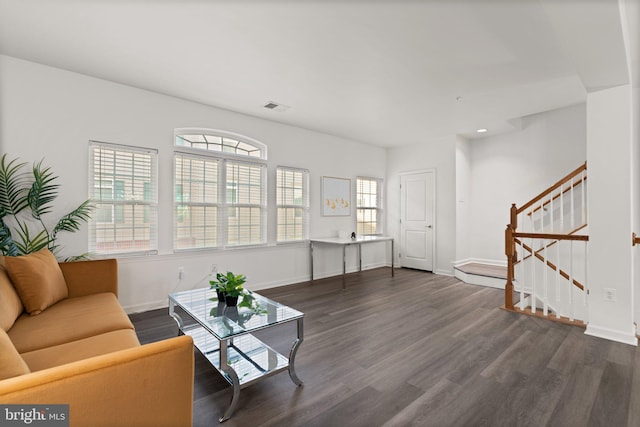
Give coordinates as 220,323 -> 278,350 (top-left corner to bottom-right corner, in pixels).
4,248 -> 68,315
8,293 -> 135,353
0,329 -> 30,380
20,329 -> 140,372
0,266 -> 23,331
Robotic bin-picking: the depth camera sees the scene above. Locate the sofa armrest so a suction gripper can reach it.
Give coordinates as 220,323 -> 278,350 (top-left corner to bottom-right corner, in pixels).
59,259 -> 118,298
0,335 -> 194,427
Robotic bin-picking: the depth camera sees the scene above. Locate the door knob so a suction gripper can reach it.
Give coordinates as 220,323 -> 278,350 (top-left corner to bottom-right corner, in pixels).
427,225 -> 432,228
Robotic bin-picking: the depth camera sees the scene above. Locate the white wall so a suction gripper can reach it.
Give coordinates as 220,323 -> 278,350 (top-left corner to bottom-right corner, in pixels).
467,104 -> 587,263
455,138 -> 472,262
386,135 -> 458,275
585,84 -> 636,345
0,55 -> 387,312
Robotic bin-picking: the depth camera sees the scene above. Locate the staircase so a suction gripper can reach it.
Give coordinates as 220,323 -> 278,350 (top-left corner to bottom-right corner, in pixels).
504,162 -> 589,326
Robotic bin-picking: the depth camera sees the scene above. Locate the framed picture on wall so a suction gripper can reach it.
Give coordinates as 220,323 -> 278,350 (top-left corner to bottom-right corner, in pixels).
322,176 -> 351,216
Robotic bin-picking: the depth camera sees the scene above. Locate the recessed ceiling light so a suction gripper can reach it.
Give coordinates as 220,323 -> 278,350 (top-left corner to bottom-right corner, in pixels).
476,128 -> 488,133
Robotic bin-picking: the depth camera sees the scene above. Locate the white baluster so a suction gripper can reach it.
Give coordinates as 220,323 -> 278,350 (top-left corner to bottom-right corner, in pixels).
529,208 -> 534,233
560,183 -> 564,232
581,171 -> 586,226
570,179 -> 575,230
569,240 -> 574,322
543,238 -> 548,316
531,237 -> 536,313
550,195 -> 554,233
556,240 -> 561,318
519,240 -> 525,310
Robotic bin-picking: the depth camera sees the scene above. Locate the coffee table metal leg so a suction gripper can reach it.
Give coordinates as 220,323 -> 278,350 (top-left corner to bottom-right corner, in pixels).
288,317 -> 304,386
219,340 -> 241,423
168,301 -> 184,331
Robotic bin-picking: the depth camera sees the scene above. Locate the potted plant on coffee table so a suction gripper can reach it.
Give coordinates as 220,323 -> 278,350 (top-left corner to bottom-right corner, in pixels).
210,271 -> 246,307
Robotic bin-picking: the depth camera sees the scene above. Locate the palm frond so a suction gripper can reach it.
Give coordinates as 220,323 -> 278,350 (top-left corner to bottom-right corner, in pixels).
0,217 -> 18,256
28,159 -> 60,220
0,154 -> 29,216
13,223 -> 50,254
64,253 -> 93,262
52,200 -> 94,235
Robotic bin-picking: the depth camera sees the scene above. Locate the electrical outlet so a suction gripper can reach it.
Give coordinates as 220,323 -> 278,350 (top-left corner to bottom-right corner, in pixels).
178,267 -> 184,280
603,288 -> 616,302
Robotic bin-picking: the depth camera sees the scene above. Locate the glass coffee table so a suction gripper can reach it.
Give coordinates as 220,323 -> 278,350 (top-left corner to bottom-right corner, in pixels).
168,287 -> 304,422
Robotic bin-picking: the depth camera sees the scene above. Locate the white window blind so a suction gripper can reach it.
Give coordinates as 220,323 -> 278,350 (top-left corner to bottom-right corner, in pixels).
174,130 -> 267,250
277,167 -> 309,242
356,177 -> 383,236
174,154 -> 220,250
89,141 -> 158,255
226,161 -> 266,246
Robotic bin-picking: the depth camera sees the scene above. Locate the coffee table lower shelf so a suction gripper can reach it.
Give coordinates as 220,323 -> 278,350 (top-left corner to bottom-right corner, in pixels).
183,325 -> 290,388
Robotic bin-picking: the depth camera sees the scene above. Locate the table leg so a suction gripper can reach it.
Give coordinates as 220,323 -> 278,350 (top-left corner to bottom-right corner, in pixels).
288,317 -> 304,386
310,241 -> 314,281
219,339 -> 241,423
342,245 -> 346,290
391,239 -> 395,277
168,300 -> 184,333
358,243 -> 362,272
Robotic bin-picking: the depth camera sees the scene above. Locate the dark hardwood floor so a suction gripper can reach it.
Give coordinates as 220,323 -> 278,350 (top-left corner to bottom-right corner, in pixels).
129,268 -> 640,427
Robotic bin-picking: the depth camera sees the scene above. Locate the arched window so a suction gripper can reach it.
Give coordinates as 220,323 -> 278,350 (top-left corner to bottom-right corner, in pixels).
173,129 -> 267,250
175,130 -> 266,159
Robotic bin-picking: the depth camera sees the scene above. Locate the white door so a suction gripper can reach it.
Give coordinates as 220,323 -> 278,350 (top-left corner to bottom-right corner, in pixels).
400,171 -> 434,271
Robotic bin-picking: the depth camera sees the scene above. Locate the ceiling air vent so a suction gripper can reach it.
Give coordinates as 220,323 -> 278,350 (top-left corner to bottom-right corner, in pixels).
263,101 -> 290,112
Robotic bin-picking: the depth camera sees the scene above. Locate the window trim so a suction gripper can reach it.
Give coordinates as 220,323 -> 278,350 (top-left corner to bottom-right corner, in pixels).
173,151 -> 222,251
174,128 -> 268,160
173,130 -> 268,252
356,176 -> 384,236
276,166 -> 310,244
88,140 -> 158,257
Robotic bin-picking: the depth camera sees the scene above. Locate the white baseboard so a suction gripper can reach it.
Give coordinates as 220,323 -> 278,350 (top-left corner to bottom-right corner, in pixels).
585,324 -> 638,346
124,299 -> 167,314
435,268 -> 454,277
454,269 -> 505,289
453,258 -> 507,268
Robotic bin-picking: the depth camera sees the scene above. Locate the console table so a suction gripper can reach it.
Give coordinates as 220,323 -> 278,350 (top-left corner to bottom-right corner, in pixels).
309,235 -> 394,289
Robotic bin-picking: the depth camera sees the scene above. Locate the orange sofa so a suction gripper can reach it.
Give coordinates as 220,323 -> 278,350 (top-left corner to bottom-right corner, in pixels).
0,257 -> 194,427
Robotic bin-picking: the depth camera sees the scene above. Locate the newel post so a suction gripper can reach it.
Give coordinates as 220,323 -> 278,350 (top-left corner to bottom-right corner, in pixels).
505,224 -> 515,309
510,204 -> 518,231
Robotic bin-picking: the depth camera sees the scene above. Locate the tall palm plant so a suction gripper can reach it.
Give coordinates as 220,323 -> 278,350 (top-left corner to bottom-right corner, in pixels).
0,154 -> 93,259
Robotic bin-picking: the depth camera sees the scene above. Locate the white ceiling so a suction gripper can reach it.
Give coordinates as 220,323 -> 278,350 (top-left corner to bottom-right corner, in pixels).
0,0 -> 630,147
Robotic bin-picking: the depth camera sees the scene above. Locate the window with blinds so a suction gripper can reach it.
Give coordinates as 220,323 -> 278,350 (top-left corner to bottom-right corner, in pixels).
88,141 -> 158,255
276,167 -> 309,243
174,154 -> 220,250
174,130 -> 267,250
356,177 -> 383,236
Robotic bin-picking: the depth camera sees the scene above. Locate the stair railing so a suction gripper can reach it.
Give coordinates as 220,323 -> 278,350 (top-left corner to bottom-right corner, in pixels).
505,162 -> 588,324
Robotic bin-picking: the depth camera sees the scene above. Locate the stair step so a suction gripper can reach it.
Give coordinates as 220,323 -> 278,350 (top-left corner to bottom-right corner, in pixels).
454,262 -> 507,280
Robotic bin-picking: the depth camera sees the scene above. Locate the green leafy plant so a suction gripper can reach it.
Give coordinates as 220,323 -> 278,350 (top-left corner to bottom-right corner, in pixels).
0,154 -> 93,259
209,271 -> 247,297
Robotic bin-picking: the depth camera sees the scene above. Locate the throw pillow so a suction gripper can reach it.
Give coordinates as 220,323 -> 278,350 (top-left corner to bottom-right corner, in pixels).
4,249 -> 69,315
0,265 -> 24,331
0,328 -> 30,379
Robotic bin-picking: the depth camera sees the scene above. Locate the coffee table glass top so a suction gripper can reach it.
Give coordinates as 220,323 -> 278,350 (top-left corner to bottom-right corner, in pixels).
169,287 -> 303,340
